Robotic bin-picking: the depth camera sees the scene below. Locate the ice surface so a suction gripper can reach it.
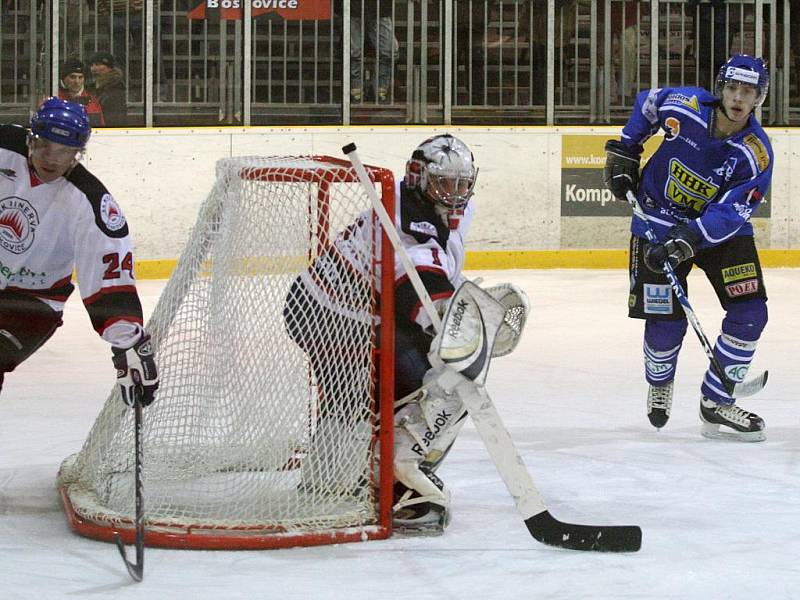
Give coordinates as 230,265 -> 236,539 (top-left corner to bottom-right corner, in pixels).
2,269 -> 799,599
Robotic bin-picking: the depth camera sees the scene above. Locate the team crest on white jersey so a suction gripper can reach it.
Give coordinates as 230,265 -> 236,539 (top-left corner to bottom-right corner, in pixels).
100,193 -> 126,231
0,196 -> 39,254
410,220 -> 437,237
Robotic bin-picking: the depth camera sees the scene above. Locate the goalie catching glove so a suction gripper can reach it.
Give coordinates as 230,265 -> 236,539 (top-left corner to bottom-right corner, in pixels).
112,333 -> 159,407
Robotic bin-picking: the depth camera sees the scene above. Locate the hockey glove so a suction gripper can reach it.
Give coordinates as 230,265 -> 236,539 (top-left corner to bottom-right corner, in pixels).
604,139 -> 641,200
644,222 -> 702,274
112,333 -> 159,407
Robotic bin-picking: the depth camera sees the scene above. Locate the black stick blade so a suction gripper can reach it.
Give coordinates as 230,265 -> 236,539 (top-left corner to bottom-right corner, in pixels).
114,533 -> 144,582
525,510 -> 642,553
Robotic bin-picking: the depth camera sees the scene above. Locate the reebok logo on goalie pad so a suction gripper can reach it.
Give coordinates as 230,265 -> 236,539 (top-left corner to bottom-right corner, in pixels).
411,409 -> 453,457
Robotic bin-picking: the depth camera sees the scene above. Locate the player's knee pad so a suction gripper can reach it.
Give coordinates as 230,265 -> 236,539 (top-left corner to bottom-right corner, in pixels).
644,318 -> 688,350
723,298 -> 767,341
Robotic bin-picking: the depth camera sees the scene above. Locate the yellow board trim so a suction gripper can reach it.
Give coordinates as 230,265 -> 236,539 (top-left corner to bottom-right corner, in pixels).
133,250 -> 800,279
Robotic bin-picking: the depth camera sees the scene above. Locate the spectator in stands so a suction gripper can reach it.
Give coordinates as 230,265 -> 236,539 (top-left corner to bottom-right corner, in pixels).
349,0 -> 400,104
689,0 -> 728,88
58,58 -> 105,127
611,1 -> 648,101
528,1 -> 547,106
89,51 -> 128,127
454,0 -> 486,105
95,0 -> 144,76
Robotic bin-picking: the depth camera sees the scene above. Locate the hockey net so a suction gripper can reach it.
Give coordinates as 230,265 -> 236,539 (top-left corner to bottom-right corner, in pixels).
58,155 -> 396,549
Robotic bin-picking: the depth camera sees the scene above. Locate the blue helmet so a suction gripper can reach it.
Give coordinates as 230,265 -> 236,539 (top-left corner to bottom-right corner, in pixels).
715,54 -> 769,107
30,97 -> 91,149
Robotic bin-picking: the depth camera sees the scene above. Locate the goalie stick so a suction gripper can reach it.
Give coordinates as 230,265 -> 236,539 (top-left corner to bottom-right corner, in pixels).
625,190 -> 768,398
343,143 -> 642,552
114,395 -> 145,582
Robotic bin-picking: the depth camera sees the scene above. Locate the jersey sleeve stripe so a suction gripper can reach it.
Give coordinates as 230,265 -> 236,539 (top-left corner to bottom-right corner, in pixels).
4,275 -> 75,302
395,268 -> 453,327
395,265 -> 447,287
409,290 -> 454,324
657,105 -> 708,128
95,315 -> 145,336
82,284 -> 139,306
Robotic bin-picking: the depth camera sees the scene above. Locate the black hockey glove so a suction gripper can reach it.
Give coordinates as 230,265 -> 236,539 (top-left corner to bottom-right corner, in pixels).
112,333 -> 159,407
604,139 -> 641,200
644,222 -> 702,274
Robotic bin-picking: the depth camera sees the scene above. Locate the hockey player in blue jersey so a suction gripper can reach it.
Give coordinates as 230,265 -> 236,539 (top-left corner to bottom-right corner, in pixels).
603,54 -> 772,442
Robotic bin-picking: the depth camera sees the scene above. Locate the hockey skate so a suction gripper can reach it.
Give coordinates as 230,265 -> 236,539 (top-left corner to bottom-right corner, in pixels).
392,479 -> 451,536
647,381 -> 673,429
699,396 -> 766,442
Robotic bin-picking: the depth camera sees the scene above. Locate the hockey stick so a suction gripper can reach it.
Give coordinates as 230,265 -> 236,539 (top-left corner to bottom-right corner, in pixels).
114,394 -> 145,582
344,143 -> 641,552
625,190 -> 768,398
430,281 -> 642,552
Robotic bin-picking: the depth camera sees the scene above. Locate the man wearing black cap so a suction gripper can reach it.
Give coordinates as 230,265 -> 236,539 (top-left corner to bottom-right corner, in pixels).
58,58 -> 105,127
89,52 -> 128,127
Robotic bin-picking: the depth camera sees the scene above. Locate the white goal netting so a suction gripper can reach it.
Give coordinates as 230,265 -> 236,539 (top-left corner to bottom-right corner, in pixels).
58,156 -> 396,549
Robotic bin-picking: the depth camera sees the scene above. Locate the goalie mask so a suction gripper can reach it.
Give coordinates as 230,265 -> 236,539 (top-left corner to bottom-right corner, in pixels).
715,54 -> 769,109
405,134 -> 478,229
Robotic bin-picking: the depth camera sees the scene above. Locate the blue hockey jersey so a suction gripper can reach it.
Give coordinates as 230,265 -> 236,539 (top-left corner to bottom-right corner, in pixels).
619,86 -> 773,249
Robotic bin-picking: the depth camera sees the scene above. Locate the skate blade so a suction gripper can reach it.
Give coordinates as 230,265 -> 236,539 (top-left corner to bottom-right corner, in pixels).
392,506 -> 450,537
392,522 -> 446,537
700,421 -> 766,443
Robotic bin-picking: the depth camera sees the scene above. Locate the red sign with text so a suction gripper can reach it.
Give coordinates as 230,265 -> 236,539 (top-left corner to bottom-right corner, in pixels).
188,0 -> 331,21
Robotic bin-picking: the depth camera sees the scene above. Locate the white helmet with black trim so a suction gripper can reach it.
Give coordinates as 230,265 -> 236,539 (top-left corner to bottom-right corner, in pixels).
405,134 -> 478,229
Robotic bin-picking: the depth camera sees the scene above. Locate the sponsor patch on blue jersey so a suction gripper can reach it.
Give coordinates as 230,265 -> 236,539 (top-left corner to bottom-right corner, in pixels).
644,283 -> 673,314
664,93 -> 700,112
743,134 -> 770,172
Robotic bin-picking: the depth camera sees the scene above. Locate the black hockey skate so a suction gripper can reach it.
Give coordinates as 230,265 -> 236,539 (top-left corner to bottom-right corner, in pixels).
647,381 -> 673,429
699,396 -> 766,442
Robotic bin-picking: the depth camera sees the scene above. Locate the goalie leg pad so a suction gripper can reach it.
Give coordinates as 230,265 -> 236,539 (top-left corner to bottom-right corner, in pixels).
392,384 -> 468,533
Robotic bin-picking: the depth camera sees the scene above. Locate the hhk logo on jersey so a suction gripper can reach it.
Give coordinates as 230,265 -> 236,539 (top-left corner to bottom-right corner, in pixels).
665,159 -> 719,213
100,193 -> 126,231
187,0 -> 330,21
0,196 -> 39,254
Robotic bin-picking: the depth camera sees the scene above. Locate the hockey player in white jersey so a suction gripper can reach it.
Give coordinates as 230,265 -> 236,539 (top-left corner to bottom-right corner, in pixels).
0,97 -> 158,407
285,134 -> 527,533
